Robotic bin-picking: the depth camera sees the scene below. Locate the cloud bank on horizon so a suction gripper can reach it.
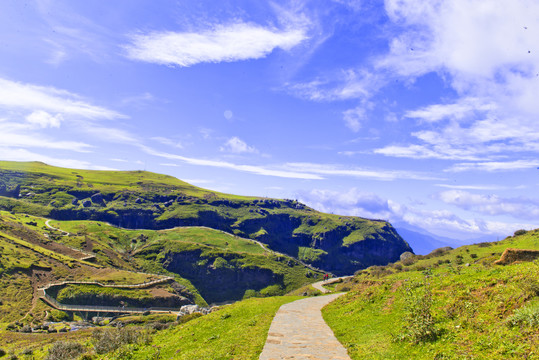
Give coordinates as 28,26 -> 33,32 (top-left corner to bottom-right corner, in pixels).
0,0 -> 537,241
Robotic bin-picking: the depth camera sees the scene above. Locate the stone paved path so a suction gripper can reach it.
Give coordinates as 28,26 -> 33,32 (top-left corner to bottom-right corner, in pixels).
259,293 -> 351,360
311,276 -> 352,294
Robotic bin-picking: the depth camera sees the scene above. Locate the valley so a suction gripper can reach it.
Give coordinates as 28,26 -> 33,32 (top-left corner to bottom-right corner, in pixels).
0,161 -> 536,359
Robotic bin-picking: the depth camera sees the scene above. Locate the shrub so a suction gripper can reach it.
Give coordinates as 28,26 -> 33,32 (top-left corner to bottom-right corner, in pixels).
514,229 -> 527,236
20,325 -> 32,333
260,284 -> 282,297
395,277 -> 439,344
0,349 -> 5,357
47,310 -> 69,322
92,327 -> 151,354
507,301 -> 539,328
401,257 -> 416,266
243,289 -> 258,299
45,341 -> 85,360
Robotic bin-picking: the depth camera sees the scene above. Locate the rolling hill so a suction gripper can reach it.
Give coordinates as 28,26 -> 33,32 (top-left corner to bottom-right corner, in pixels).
0,160 -> 412,275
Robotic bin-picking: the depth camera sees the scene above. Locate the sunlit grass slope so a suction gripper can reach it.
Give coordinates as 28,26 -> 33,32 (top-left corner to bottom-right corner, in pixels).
0,160 -> 411,274
323,230 -> 539,359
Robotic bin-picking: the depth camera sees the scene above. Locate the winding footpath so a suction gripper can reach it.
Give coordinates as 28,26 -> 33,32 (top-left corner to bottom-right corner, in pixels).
259,293 -> 351,360
311,276 -> 352,294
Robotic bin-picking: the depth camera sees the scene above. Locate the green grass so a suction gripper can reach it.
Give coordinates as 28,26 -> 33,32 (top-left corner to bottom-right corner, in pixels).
33,218 -> 322,304
0,160 -> 411,275
323,231 -> 539,359
0,231 -> 99,268
102,296 -> 301,360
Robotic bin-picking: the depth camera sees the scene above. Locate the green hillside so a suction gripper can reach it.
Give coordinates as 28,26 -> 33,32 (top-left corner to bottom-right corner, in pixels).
323,230 -> 539,359
0,161 -> 412,274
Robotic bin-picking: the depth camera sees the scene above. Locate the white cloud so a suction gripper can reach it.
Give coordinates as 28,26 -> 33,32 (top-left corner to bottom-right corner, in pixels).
446,160 -> 538,172
374,0 -> 539,160
125,22 -> 308,67
298,188 -> 394,220
139,145 -> 323,180
437,189 -> 539,220
286,69 -> 382,101
26,110 -> 63,128
0,147 -> 112,170
342,107 -> 365,132
220,137 -> 258,154
435,184 -> 507,191
297,186 -> 535,238
404,98 -> 496,123
0,132 -> 91,152
152,136 -> 183,149
284,162 -> 442,181
0,78 -> 124,120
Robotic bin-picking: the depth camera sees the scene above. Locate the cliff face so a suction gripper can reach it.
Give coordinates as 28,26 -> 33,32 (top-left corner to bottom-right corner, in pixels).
164,250 -> 283,304
0,161 -> 413,275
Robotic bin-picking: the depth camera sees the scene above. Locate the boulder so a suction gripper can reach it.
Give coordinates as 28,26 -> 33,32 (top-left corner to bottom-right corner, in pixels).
82,199 -> 92,208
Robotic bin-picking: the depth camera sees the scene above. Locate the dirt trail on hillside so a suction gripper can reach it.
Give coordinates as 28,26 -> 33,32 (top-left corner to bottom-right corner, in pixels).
259,293 -> 350,360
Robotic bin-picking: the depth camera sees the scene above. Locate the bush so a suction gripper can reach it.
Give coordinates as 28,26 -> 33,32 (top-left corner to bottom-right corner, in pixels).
47,310 -> 69,322
0,349 -> 5,357
92,327 -> 152,354
45,341 -> 85,360
514,229 -> 527,236
260,284 -> 282,297
401,257 -> 417,266
507,301 -> 539,328
243,289 -> 258,299
395,277 -> 439,343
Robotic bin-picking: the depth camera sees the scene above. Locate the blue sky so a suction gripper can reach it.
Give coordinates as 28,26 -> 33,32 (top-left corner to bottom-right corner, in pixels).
1,0 -> 539,242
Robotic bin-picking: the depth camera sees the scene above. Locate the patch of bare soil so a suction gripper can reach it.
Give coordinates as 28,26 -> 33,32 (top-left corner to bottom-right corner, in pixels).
149,287 -> 176,298
494,248 -> 539,265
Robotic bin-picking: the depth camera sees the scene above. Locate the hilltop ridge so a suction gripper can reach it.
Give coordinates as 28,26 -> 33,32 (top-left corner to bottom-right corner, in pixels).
0,160 -> 412,275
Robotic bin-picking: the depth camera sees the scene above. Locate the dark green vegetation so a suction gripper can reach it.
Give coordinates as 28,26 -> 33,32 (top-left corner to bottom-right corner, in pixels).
323,230 -> 539,359
0,161 -> 411,275
43,218 -> 322,304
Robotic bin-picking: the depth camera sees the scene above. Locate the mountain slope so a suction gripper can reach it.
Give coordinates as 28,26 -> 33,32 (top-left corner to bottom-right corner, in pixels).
323,229 -> 539,359
0,161 -> 412,275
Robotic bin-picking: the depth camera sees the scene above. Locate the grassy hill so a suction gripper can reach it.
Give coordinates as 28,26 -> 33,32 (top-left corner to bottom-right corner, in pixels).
0,160 -> 412,275
0,210 -> 536,359
323,229 -> 539,359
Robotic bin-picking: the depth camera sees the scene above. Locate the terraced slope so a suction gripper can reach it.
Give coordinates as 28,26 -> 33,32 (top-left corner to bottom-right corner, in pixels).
0,161 -> 412,274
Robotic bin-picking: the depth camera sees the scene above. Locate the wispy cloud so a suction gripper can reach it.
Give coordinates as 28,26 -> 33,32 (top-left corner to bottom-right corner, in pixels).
0,77 -> 132,160
152,136 -> 183,149
435,184 -> 507,191
404,98 -> 496,123
283,162 -> 442,181
125,22 -> 308,67
437,189 -> 539,220
285,69 -> 382,101
0,147 -> 113,170
220,137 -> 258,154
373,0 -> 539,160
298,187 -> 535,238
446,160 -> 538,173
139,146 -> 322,180
342,106 -> 366,132
298,188 -> 394,220
0,78 -> 124,120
